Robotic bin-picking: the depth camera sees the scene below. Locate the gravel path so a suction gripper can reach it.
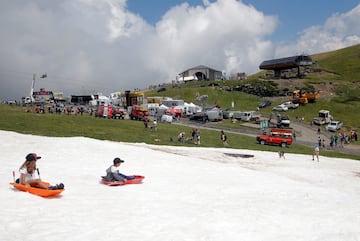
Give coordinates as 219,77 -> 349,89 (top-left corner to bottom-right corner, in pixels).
291,122 -> 360,156
174,119 -> 360,157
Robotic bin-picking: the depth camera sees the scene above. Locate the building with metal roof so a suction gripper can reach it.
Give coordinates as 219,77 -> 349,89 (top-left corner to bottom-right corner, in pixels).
259,55 -> 313,78
178,65 -> 222,81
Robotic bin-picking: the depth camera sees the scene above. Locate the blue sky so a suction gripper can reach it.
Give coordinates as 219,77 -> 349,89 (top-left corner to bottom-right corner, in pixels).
0,0 -> 360,99
127,0 -> 360,42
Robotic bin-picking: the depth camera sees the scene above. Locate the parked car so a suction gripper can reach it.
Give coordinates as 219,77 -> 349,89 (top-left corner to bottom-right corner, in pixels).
258,100 -> 272,108
256,128 -> 293,147
189,112 -> 208,122
231,111 -> 243,120
326,121 -> 343,131
157,87 -> 166,92
222,109 -> 234,119
272,104 -> 288,112
161,114 -> 173,123
282,101 -> 299,109
276,114 -> 290,128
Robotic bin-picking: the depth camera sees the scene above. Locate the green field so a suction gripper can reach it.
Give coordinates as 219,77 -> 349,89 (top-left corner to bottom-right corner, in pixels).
0,104 -> 358,160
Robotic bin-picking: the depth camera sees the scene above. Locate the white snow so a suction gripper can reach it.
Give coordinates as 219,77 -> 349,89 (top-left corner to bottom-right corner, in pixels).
1,130 -> 360,241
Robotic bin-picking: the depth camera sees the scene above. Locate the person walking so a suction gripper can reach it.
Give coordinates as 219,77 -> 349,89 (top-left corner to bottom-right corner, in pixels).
143,118 -> 149,129
220,130 -> 228,147
152,119 -> 158,131
318,136 -> 322,148
278,150 -> 285,159
312,145 -> 320,162
196,129 -> 201,145
191,129 -> 196,142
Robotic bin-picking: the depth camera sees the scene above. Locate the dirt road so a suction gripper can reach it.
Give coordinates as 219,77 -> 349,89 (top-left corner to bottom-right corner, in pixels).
174,119 -> 360,157
291,122 -> 360,156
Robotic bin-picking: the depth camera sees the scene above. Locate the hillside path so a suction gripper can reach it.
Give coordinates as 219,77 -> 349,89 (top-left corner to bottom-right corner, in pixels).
173,119 -> 360,157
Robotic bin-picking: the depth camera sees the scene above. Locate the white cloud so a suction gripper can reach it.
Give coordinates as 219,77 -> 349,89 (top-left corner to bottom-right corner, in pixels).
0,1 -> 359,100
0,0 -> 277,99
275,4 -> 360,57
150,0 -> 277,78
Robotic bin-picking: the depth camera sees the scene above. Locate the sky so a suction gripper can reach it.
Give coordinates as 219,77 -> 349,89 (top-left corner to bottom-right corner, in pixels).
1,129 -> 360,240
0,0 -> 360,100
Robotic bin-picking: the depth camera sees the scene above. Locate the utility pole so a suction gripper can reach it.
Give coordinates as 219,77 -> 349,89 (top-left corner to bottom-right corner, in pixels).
29,73 -> 47,104
30,74 -> 36,103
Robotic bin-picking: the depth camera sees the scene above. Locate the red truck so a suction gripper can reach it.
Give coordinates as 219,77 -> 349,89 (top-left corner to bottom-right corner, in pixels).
256,128 -> 293,147
130,105 -> 149,121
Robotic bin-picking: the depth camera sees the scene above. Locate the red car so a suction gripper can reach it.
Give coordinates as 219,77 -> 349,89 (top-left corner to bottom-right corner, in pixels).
166,108 -> 182,117
256,128 -> 293,147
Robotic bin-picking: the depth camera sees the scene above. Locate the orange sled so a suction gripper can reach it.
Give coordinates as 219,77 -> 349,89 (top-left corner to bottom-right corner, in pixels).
10,182 -> 64,197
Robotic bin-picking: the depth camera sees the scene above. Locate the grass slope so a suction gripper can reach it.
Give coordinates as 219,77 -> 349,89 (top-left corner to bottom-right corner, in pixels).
313,44 -> 360,82
0,104 -> 358,160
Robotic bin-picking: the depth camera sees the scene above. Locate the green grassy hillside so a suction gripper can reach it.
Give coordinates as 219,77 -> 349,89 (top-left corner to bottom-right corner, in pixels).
312,44 -> 360,82
1,104 -> 358,160
148,44 -> 360,131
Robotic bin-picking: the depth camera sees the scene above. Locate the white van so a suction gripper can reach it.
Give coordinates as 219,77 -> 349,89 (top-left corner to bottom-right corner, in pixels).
240,111 -> 260,122
206,108 -> 223,122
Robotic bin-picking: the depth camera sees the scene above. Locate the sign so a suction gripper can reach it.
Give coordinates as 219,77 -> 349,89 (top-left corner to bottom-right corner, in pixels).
260,120 -> 268,129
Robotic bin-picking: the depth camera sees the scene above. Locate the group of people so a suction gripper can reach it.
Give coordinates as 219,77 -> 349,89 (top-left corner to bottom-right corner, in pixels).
143,118 -> 157,131
329,131 -> 358,147
277,147 -> 319,161
176,129 -> 227,147
317,130 -> 358,150
24,125 -> 351,189
17,153 -> 132,190
177,128 -> 201,145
